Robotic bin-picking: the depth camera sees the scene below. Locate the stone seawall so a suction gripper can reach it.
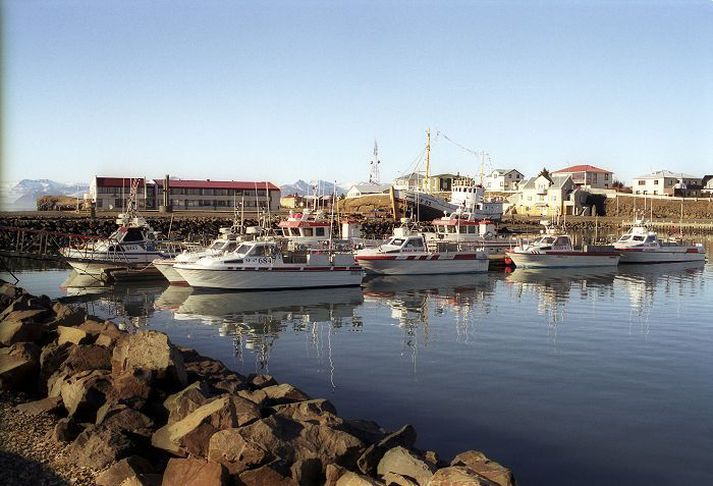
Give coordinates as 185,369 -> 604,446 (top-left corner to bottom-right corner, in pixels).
0,281 -> 515,486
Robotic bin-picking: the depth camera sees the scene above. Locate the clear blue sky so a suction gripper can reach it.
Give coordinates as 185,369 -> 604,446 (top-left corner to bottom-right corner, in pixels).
3,0 -> 712,186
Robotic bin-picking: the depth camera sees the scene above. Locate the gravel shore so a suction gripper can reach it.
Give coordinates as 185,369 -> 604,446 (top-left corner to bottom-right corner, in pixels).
0,391 -> 97,486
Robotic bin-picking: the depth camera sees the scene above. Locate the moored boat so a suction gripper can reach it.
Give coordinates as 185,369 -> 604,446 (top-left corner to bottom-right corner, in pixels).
174,240 -> 363,290
355,223 -> 489,275
614,221 -> 706,264
506,226 -> 620,269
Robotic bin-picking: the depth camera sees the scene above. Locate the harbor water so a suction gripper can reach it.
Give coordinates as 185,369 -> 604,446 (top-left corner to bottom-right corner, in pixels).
2,249 -> 713,484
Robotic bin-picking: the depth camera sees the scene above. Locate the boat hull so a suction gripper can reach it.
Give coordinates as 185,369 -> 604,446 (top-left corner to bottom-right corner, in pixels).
174,266 -> 364,290
617,249 -> 706,264
356,255 -> 489,275
152,259 -> 187,285
506,251 -> 620,269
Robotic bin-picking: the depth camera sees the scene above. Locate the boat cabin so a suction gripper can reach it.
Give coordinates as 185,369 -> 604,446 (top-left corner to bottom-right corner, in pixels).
432,215 -> 496,237
380,235 -> 427,253
616,223 -> 659,248
278,210 -> 332,240
529,234 -> 573,251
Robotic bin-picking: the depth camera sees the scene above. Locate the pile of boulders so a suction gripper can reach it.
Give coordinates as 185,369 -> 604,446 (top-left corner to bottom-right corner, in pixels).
0,281 -> 515,486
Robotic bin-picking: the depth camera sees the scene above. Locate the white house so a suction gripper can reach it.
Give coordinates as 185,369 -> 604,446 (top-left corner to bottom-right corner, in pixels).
393,172 -> 425,191
632,170 -> 702,196
516,174 -> 582,216
552,164 -> 613,190
484,169 -> 524,192
345,183 -> 391,199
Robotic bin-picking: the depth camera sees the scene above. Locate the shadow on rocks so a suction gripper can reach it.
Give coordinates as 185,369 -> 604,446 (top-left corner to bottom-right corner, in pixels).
0,451 -> 69,486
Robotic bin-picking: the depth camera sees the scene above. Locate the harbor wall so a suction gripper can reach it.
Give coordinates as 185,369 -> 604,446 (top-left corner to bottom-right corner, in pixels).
0,281 -> 515,485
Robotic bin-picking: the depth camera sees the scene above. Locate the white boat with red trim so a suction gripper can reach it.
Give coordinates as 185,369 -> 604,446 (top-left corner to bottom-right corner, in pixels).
425,210 -> 516,258
174,240 -> 363,290
506,232 -> 620,268
614,221 -> 705,264
355,225 -> 488,275
277,209 -> 333,250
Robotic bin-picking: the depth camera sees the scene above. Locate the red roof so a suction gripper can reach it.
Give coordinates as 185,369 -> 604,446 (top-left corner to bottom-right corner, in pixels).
153,179 -> 280,191
553,165 -> 612,174
95,177 -> 146,187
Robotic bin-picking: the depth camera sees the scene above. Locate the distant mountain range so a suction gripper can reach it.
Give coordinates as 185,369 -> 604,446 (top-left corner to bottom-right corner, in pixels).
0,179 -> 89,210
280,179 -> 347,196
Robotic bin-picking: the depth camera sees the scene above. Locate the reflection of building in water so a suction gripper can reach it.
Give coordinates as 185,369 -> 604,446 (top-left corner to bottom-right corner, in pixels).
363,274 -> 497,370
165,287 -> 364,376
60,271 -> 165,329
506,268 -> 617,333
614,262 -> 706,334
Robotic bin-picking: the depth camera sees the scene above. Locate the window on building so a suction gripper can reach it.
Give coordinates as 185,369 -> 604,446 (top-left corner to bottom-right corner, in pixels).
605,174 -> 609,180
654,180 -> 659,185
638,180 -> 645,186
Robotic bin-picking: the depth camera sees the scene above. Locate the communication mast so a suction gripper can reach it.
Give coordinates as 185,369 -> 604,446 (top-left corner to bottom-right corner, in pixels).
369,140 -> 381,184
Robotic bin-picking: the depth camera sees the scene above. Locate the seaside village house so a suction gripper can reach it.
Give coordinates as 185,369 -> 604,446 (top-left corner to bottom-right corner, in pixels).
345,182 -> 391,199
632,170 -> 704,197
703,175 -> 713,195
515,172 -> 589,216
427,173 -> 458,193
393,172 -> 425,191
484,169 -> 525,192
90,176 -> 280,212
551,164 -> 614,190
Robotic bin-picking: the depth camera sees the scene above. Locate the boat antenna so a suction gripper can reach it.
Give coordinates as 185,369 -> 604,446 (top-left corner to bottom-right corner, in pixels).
328,181 -> 336,252
265,181 -> 271,223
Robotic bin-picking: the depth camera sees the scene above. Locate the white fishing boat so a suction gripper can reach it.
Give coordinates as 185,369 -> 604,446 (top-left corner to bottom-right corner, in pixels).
60,180 -> 177,277
153,226 -> 244,285
614,221 -> 706,264
60,213 -> 176,276
506,223 -> 620,269
355,222 -> 489,275
173,240 -> 363,290
425,209 -> 516,258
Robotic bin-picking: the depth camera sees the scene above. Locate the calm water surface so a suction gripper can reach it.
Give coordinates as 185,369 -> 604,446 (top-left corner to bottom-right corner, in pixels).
3,252 -> 713,485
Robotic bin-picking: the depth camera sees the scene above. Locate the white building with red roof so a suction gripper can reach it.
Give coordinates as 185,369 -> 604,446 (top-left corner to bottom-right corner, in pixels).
552,164 -> 613,190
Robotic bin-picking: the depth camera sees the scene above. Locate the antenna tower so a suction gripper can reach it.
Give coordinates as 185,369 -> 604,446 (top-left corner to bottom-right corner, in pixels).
369,140 -> 381,184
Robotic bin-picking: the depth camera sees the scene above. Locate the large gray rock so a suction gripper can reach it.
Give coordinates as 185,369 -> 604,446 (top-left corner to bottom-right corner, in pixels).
163,381 -> 211,424
207,427 -> 275,475
58,325 -> 91,345
151,395 -> 237,457
237,463 -> 299,486
335,471 -> 382,486
272,398 -> 342,427
51,302 -> 87,327
65,423 -> 134,469
112,331 -> 187,388
450,450 -> 515,486
15,396 -> 63,415
0,319 -> 46,346
0,342 -> 40,390
39,341 -> 72,389
96,455 -> 154,486
261,383 -> 311,405
161,457 -> 227,486
63,344 -> 112,372
357,425 -> 417,476
377,447 -> 434,486
60,369 -> 112,420
96,404 -> 154,437
427,466 -> 499,486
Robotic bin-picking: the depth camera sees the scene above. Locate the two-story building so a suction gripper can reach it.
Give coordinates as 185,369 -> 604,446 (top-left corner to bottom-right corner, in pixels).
484,169 -> 525,192
90,176 -> 281,212
516,173 -> 582,216
552,164 -> 613,190
632,170 -> 702,196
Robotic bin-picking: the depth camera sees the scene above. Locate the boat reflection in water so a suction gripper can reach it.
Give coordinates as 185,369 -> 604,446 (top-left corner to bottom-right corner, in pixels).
363,274 -> 497,364
157,287 -> 365,372
614,261 -> 706,330
60,271 -> 167,328
506,267 -> 618,329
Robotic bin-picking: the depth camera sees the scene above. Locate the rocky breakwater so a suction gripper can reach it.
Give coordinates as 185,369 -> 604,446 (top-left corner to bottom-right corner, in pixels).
0,280 -> 516,486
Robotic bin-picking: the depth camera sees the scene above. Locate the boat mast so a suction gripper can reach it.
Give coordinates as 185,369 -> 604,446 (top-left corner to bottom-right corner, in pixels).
424,128 -> 431,194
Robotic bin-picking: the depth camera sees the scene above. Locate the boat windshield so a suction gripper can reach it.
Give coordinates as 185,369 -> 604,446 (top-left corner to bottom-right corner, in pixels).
209,240 -> 225,250
387,238 -> 405,247
233,244 -> 254,257
538,236 -> 556,245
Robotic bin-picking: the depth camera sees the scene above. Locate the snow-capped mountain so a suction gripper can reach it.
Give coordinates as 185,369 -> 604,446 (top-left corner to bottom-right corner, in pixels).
0,179 -> 89,210
280,179 -> 346,196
